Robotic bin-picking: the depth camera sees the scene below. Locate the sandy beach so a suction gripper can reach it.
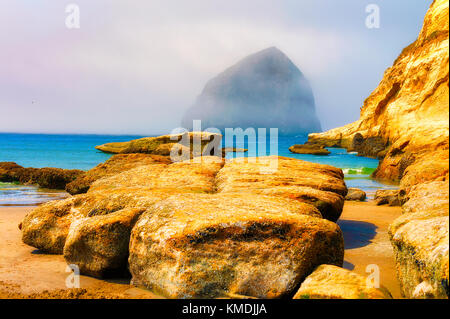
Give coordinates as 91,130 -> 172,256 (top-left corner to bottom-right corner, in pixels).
0,201 -> 402,299
0,206 -> 160,299
338,201 -> 402,298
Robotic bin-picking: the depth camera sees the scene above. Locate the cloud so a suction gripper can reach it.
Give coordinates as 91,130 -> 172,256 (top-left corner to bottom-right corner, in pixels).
0,0 -> 431,134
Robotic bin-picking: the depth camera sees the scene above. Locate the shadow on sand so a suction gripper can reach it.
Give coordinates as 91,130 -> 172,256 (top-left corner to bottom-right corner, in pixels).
337,219 -> 377,250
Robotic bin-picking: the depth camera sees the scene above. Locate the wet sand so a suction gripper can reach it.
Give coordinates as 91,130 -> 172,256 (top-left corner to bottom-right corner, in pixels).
339,201 -> 402,299
0,202 -> 402,299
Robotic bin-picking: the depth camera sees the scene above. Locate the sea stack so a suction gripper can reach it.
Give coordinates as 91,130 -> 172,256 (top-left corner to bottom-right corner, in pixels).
181,47 -> 322,135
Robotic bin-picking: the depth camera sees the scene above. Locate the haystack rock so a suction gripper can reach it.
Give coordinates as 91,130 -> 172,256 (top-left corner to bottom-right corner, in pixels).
181,47 -> 321,135
307,0 -> 449,298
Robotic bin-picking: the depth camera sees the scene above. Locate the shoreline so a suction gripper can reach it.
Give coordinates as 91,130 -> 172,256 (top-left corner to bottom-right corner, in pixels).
0,201 -> 402,299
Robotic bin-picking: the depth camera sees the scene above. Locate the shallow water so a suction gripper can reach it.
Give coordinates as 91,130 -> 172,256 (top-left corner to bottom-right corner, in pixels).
0,182 -> 68,206
0,133 -> 396,205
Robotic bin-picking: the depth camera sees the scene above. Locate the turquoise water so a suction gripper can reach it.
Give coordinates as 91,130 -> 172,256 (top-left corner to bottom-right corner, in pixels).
224,135 -> 396,198
0,133 -> 143,206
0,133 -> 395,205
0,133 -> 143,170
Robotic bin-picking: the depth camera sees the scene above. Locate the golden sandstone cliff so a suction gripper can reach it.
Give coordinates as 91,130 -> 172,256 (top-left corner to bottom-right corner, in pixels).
308,0 -> 449,298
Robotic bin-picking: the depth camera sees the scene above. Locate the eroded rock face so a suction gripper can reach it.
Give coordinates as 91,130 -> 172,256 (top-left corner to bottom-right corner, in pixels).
20,155 -> 347,298
389,181 -> 449,299
181,47 -> 321,135
21,198 -> 77,254
305,0 -> 449,299
308,0 -> 449,185
129,194 -> 343,298
64,208 -> 145,278
293,265 -> 392,299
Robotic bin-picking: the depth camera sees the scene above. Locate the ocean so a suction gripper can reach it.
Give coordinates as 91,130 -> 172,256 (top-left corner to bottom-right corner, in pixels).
0,133 -> 396,206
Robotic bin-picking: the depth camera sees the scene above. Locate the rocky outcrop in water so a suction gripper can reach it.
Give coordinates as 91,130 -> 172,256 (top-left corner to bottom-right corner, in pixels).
0,162 -> 83,190
181,47 -> 321,135
95,132 -> 221,156
289,144 -> 330,156
306,0 -> 449,298
20,152 -> 347,298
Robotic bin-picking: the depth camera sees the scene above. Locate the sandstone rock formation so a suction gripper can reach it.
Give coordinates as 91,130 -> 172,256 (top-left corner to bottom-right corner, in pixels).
21,154 -> 347,298
21,198 -> 77,254
181,47 -> 321,135
374,189 -> 401,206
293,265 -> 392,299
306,0 -> 449,298
129,193 -> 343,298
345,188 -> 367,202
65,154 -> 171,195
64,208 -> 145,278
308,0 -> 449,185
0,162 -> 83,190
289,144 -> 330,156
389,180 -> 449,299
215,157 -> 347,222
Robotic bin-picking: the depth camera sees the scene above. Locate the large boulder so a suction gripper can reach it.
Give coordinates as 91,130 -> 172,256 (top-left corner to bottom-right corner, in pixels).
89,156 -> 224,194
216,156 -> 347,222
374,189 -> 401,206
21,155 -> 347,297
181,47 -> 321,135
129,194 -> 343,298
293,265 -> 392,299
345,188 -> 367,201
65,154 -> 171,195
63,208 -> 145,278
21,198 -> 78,254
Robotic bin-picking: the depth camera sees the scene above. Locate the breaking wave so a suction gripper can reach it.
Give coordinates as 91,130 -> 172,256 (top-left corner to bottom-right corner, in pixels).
342,167 -> 376,175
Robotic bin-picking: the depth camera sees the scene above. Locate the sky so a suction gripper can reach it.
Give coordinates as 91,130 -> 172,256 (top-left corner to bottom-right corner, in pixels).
0,0 -> 432,135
